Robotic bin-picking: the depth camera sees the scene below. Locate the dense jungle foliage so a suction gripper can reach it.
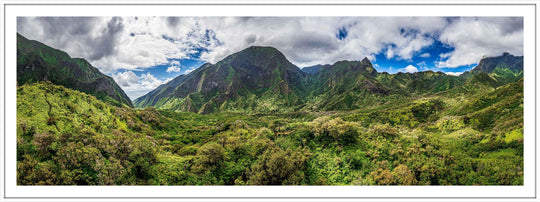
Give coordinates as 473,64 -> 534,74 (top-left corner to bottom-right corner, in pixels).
17,78 -> 523,185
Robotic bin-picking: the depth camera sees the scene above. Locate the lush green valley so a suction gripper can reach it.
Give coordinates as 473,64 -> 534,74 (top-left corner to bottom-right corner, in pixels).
17,78 -> 523,185
16,37 -> 523,185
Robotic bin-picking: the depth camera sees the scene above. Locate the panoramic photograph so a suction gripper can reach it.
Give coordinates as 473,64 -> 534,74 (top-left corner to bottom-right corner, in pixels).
16,16 -> 523,185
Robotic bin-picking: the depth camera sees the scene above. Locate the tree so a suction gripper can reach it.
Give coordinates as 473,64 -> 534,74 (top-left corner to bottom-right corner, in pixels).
247,148 -> 309,185
393,164 -> 417,185
194,142 -> 225,173
309,117 -> 358,145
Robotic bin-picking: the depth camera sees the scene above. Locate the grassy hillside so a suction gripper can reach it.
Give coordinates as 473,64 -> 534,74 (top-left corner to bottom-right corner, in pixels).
17,80 -> 523,185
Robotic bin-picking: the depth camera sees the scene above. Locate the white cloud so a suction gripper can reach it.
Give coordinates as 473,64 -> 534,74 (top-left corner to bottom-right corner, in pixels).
210,17 -> 444,66
439,52 -> 452,59
404,65 -> 418,73
445,72 -> 463,76
17,17 -> 195,73
416,61 -> 428,71
419,53 -> 430,58
111,71 -> 170,99
112,71 -> 139,87
385,48 -> 395,59
166,65 -> 181,73
184,66 -> 197,74
18,17 -> 521,71
18,17 -> 453,70
437,17 -> 523,68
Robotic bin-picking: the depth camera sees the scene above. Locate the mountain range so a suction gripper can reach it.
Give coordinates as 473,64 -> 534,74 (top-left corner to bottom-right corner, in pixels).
16,33 -> 523,114
134,46 -> 523,114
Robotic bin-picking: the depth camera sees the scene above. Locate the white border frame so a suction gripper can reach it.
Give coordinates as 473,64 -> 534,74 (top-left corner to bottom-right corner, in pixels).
1,2 -> 537,200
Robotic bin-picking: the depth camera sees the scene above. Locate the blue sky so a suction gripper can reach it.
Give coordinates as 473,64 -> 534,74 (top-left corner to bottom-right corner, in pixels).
370,40 -> 475,75
17,17 -> 523,99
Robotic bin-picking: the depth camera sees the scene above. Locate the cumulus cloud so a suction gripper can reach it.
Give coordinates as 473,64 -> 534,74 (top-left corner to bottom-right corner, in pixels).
445,72 -> 463,76
111,71 -> 170,99
113,71 -> 139,87
184,69 -> 195,74
437,17 -> 523,68
419,53 -> 430,58
17,16 -> 523,86
404,65 -> 418,73
166,65 -> 181,73
18,17 -> 195,73
416,61 -> 428,71
183,66 -> 198,74
17,17 -> 454,71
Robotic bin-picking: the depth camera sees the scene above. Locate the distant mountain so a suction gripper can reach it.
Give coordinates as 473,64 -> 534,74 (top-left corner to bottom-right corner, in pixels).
471,52 -> 523,73
460,53 -> 524,88
135,46 -> 523,114
134,46 -> 308,113
302,64 -> 326,74
304,58 -> 389,110
17,33 -> 133,107
376,71 -> 465,94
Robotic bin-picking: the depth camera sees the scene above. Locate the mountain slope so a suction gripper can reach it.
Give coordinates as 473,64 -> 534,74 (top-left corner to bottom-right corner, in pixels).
134,46 -> 308,113
17,33 -> 133,107
460,52 -> 523,85
376,71 -> 465,94
302,64 -> 325,74
471,52 -> 523,73
135,46 -> 523,114
303,58 -> 390,110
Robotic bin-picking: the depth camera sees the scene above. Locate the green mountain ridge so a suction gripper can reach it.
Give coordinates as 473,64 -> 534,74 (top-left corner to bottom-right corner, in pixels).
17,33 -> 133,107
134,46 -> 308,113
135,46 -> 523,114
301,64 -> 326,74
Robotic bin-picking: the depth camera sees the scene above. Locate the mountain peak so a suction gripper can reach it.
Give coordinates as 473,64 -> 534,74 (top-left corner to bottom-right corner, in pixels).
361,57 -> 371,64
245,45 -> 279,51
221,46 -> 294,69
472,52 -> 523,73
135,45 -> 307,113
238,46 -> 285,57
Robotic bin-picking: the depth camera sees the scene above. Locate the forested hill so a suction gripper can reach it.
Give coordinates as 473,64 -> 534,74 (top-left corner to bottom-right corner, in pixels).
17,33 -> 133,107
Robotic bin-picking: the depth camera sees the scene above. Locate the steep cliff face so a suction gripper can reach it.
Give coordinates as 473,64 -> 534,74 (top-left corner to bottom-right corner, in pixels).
17,33 -> 133,107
